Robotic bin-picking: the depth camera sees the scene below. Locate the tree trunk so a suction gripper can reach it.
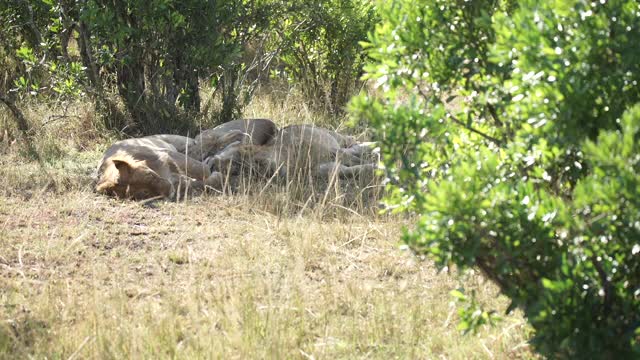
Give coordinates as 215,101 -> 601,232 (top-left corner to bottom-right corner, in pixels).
219,67 -> 239,123
0,95 -> 29,133
16,0 -> 42,50
0,94 -> 40,160
172,48 -> 201,112
77,20 -> 101,92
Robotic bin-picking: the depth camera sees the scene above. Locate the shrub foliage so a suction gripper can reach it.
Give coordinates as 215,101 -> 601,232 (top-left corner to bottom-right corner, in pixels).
353,0 -> 640,357
0,0 -> 374,133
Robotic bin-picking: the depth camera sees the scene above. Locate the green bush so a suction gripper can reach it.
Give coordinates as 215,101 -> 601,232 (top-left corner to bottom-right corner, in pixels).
1,0 -> 274,133
0,1 -> 86,99
269,0 -> 376,115
2,0 -> 376,132
353,0 -> 640,357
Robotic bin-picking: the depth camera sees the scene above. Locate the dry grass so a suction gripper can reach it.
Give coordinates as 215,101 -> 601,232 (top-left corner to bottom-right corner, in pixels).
0,193 -> 531,359
242,85 -> 368,138
0,93 -> 533,359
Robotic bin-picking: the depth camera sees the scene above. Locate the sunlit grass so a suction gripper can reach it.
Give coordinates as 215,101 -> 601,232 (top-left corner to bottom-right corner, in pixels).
0,91 -> 533,359
0,193 -> 531,359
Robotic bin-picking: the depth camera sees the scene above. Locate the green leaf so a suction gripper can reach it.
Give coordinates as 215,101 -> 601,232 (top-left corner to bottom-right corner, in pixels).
450,289 -> 467,300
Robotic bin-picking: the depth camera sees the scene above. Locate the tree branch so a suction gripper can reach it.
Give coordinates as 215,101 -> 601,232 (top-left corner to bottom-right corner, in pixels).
16,0 -> 43,49
417,88 -> 503,146
592,255 -> 613,314
0,95 -> 30,133
0,94 -> 41,161
447,112 -> 503,145
486,103 -> 503,127
77,4 -> 102,93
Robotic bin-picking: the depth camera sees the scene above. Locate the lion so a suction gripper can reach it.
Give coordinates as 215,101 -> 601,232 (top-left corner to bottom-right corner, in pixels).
95,134 -> 233,200
210,124 -> 377,181
188,118 -> 278,161
148,134 -> 196,154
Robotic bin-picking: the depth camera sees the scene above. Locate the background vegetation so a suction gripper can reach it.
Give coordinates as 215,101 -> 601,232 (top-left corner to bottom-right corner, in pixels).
1,0 -> 375,136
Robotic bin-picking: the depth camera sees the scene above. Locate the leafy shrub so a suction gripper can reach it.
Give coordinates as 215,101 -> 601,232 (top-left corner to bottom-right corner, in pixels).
2,0 -> 375,132
269,0 -> 376,115
1,0 -> 275,134
80,0 -> 257,133
0,1 -> 86,99
353,0 -> 640,357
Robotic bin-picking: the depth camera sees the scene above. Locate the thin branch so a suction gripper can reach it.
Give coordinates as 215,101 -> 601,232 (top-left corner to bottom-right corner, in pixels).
592,255 -> 613,314
466,83 -> 504,128
486,103 -> 503,127
447,112 -> 502,145
418,88 -> 502,146
476,258 -> 511,296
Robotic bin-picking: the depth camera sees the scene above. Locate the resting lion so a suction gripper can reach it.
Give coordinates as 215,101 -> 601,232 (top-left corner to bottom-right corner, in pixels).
210,124 -> 377,181
188,118 -> 278,161
95,134 -> 231,200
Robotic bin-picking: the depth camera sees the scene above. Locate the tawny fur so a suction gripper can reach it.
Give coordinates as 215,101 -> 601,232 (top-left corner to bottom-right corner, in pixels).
189,119 -> 278,161
95,135 -> 223,200
212,124 -> 377,181
147,134 -> 196,154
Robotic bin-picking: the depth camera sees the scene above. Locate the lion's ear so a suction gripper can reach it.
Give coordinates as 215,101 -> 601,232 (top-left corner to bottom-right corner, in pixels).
112,159 -> 134,184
